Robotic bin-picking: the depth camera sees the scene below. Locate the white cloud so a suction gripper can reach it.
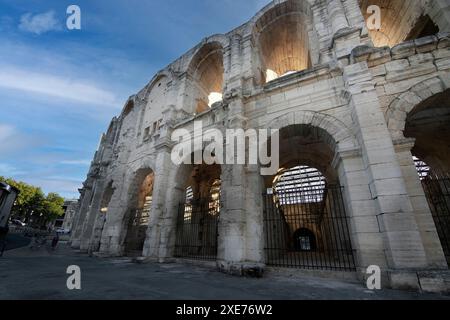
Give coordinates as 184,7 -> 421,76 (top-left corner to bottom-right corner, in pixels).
26,177 -> 83,199
0,66 -> 120,108
0,124 -> 15,140
0,124 -> 42,156
18,11 -> 61,35
0,163 -> 26,176
60,160 -> 91,166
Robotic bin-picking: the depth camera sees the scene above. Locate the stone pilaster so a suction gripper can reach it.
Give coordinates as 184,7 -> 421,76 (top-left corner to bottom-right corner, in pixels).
343,61 -> 429,289
143,144 -> 172,258
394,138 -> 448,268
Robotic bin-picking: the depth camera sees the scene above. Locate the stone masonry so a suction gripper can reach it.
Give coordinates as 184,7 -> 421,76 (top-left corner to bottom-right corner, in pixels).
69,0 -> 450,293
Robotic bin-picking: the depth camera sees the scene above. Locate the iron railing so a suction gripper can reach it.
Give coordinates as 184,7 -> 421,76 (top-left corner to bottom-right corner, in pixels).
421,175 -> 450,266
263,185 -> 356,271
174,199 -> 220,261
123,208 -> 150,255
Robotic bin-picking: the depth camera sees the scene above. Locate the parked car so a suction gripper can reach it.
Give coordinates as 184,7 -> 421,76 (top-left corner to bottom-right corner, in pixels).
56,228 -> 70,234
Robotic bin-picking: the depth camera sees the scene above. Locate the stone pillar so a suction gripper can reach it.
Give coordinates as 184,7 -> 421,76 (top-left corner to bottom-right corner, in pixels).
343,61 -> 429,289
426,0 -> 450,32
243,164 -> 265,266
327,0 -> 349,35
334,150 -> 389,279
70,182 -> 94,249
216,95 -> 262,275
79,179 -> 106,252
217,162 -> 247,274
143,146 -> 172,258
394,138 -> 448,268
229,34 -> 242,80
98,173 -> 132,256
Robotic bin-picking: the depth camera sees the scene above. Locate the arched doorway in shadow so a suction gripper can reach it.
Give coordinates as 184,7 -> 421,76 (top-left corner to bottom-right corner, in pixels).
406,90 -> 450,265
262,124 -> 356,271
293,228 -> 317,252
123,169 -> 155,256
174,161 -> 222,261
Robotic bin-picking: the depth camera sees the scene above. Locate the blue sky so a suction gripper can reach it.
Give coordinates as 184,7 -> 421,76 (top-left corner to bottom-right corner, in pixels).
0,0 -> 268,199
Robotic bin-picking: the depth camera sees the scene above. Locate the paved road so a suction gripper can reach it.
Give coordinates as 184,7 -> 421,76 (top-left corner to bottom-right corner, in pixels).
4,234 -> 31,251
0,244 -> 449,300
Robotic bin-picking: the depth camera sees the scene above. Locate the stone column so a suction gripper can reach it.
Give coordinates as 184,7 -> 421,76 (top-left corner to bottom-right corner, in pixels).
327,0 -> 349,35
143,146 -> 172,258
243,164 -> 265,266
98,173 -> 132,256
70,182 -> 94,249
79,179 -> 106,252
216,96 -> 260,274
334,150 -> 389,276
394,138 -> 448,268
343,61 -> 428,288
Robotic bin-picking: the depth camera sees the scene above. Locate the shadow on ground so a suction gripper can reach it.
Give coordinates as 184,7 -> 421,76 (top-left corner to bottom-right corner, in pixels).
0,244 -> 449,300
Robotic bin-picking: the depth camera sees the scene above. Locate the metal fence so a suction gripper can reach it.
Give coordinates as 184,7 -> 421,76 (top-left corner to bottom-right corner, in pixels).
421,175 -> 450,266
123,208 -> 150,255
174,199 -> 220,261
263,185 -> 356,271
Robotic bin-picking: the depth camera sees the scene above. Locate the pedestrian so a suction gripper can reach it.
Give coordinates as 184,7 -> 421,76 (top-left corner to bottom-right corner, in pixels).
51,233 -> 59,251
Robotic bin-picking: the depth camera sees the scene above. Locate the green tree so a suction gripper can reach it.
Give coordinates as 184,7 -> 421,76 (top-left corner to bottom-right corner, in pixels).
1,176 -> 66,226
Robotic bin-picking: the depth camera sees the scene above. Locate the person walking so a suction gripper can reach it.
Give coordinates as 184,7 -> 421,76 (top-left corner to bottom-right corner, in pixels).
51,233 -> 59,251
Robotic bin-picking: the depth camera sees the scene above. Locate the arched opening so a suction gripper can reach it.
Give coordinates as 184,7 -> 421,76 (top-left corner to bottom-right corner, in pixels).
359,0 -> 440,47
406,90 -> 450,265
293,228 -> 317,252
139,75 -> 170,141
91,181 -> 115,253
263,124 -> 356,270
189,43 -> 224,114
123,170 -> 155,256
174,161 -> 221,260
254,0 -> 313,84
122,100 -> 134,118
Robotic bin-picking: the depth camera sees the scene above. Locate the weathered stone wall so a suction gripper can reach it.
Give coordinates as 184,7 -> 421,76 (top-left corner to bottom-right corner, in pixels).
70,0 -> 450,292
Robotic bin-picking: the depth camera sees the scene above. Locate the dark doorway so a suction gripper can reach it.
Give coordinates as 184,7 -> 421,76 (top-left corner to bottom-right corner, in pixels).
293,228 -> 317,252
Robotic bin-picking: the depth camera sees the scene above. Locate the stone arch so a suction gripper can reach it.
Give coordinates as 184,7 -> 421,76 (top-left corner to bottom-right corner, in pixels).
186,40 -> 226,114
359,0 -> 441,47
266,110 -> 359,154
261,112 -> 358,270
142,69 -> 174,100
385,76 -> 450,141
121,97 -> 136,118
119,165 -> 156,254
100,180 -> 115,213
250,0 -> 319,84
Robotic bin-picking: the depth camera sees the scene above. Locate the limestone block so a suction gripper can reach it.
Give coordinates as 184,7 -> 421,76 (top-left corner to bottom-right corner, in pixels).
437,32 -> 450,49
432,48 -> 450,59
385,59 -> 410,72
408,53 -> 434,65
389,272 -> 421,291
418,272 -> 450,294
435,57 -> 450,70
414,35 -> 438,53
385,62 -> 436,82
377,212 -> 421,233
391,41 -> 416,60
352,216 -> 380,233
348,200 -> 377,217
